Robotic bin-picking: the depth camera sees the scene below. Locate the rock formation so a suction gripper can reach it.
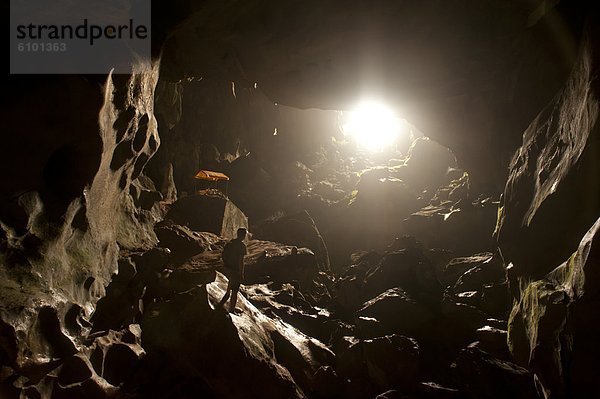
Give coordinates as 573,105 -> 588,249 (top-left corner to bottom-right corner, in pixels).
1,1 -> 598,398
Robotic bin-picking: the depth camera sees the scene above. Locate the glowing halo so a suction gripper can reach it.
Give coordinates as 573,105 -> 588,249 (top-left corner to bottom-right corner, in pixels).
342,100 -> 406,151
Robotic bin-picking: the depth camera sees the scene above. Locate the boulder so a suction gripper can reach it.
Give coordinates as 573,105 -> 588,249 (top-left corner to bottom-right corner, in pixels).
442,253 -> 495,287
165,191 -> 248,239
254,210 -> 331,271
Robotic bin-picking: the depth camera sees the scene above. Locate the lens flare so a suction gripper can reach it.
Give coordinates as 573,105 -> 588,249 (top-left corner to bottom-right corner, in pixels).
342,100 -> 406,151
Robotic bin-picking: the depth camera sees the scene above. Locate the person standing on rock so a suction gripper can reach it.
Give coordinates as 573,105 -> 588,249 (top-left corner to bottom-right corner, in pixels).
218,227 -> 247,313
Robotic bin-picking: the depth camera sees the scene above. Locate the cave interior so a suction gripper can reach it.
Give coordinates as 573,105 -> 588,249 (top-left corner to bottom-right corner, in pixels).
2,1 -> 600,398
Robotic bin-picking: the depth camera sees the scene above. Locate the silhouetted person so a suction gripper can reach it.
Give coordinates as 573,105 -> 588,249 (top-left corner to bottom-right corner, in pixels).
218,228 -> 247,312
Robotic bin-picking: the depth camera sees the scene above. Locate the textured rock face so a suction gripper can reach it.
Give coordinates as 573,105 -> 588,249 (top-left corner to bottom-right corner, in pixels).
496,22 -> 600,282
508,217 -> 600,398
165,191 -> 248,239
498,19 -> 600,399
0,67 -> 161,372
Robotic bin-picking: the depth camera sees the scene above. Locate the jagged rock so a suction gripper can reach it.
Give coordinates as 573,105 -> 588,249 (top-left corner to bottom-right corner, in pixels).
403,200 -> 497,257
508,217 -> 600,398
165,191 -> 248,239
496,23 -> 600,283
169,239 -> 320,291
442,254 -> 494,287
90,259 -> 141,333
453,257 -> 505,293
254,210 -> 331,271
88,327 -> 145,387
454,291 -> 480,308
141,272 -> 335,398
363,335 -> 419,391
338,251 -> 384,286
155,221 -> 224,263
243,283 -> 333,343
357,288 -> 434,337
363,248 -> 441,304
451,347 -> 538,399
53,374 -> 118,399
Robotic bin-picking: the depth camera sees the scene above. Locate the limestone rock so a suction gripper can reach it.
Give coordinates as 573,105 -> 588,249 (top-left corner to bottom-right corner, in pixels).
496,23 -> 600,282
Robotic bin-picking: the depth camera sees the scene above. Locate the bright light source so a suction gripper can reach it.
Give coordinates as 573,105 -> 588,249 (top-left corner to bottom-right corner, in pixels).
342,100 -> 406,151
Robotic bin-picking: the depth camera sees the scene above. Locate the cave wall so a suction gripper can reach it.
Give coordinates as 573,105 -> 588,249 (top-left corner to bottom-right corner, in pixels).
0,65 -> 160,369
497,17 -> 600,398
